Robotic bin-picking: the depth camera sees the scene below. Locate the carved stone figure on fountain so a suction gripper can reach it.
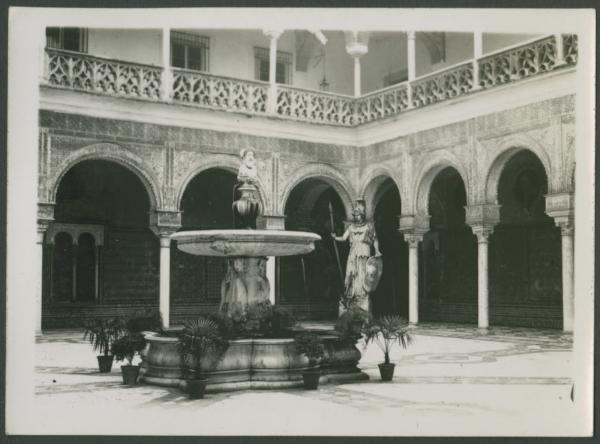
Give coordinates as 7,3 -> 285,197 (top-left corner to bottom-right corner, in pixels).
237,148 -> 258,184
332,199 -> 382,314
233,148 -> 262,229
220,258 -> 248,317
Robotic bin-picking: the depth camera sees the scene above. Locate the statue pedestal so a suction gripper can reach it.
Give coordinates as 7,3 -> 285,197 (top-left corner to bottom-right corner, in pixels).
220,256 -> 270,315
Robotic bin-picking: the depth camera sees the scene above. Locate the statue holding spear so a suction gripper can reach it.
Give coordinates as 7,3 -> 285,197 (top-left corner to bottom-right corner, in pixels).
330,199 -> 383,314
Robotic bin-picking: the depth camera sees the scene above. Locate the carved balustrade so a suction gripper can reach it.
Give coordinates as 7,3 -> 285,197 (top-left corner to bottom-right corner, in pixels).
354,83 -> 409,124
172,69 -> 269,114
47,48 -> 162,100
45,34 -> 577,126
478,35 -> 561,89
276,85 -> 355,126
411,62 -> 474,108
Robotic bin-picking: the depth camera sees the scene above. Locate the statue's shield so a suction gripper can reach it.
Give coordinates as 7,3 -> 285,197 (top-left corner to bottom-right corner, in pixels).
363,255 -> 383,293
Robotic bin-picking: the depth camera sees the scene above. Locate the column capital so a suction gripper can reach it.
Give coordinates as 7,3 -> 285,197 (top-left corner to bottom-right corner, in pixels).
404,232 -> 424,248
471,225 -> 494,244
406,30 -> 416,41
258,214 -> 286,230
465,204 -> 501,228
263,29 -> 283,40
398,213 -> 430,235
344,31 -> 369,58
150,209 -> 181,239
545,192 -> 574,234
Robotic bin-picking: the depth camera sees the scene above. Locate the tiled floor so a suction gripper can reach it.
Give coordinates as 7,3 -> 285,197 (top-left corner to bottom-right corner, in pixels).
30,323 -> 584,436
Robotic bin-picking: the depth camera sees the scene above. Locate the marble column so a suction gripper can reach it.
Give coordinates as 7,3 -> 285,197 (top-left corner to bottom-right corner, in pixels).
35,229 -> 46,334
161,27 -> 172,101
345,32 -> 368,98
405,233 -> 422,325
264,29 -> 282,113
554,34 -> 566,66
545,193 -> 575,333
159,235 -> 172,329
472,31 -> 483,90
472,226 -> 494,329
558,221 -> 574,332
406,31 -> 416,108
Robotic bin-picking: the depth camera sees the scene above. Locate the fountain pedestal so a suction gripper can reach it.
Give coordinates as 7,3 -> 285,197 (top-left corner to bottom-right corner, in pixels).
220,256 -> 270,315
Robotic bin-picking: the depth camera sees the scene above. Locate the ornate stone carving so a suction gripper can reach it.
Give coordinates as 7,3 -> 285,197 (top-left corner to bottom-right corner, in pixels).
150,210 -> 182,238
465,204 -> 501,228
47,48 -> 161,99
172,70 -> 268,114
478,35 -> 557,89
404,233 -> 424,248
277,86 -> 355,126
355,85 -> 409,124
411,62 -> 474,108
471,225 -> 494,244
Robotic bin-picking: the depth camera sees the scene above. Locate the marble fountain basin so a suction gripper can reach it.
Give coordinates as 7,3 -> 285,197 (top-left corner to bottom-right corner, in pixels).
172,230 -> 321,257
140,331 -> 369,393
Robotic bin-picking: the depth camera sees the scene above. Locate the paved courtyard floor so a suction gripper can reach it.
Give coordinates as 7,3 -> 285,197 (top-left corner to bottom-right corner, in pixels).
33,323 -> 581,436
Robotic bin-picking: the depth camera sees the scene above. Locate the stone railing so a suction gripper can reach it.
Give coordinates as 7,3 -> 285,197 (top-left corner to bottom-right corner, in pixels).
478,35 -> 561,89
172,69 -> 269,114
276,85 -> 355,126
45,34 -> 577,126
46,48 -> 162,100
354,83 -> 410,124
411,61 -> 474,108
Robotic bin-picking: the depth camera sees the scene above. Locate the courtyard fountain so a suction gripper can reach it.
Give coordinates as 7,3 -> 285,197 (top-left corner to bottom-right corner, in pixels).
140,149 -> 368,392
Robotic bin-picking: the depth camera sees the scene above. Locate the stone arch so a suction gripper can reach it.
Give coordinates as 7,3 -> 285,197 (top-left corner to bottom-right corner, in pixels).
484,135 -> 553,204
175,154 -> 269,212
359,165 -> 404,219
49,143 -> 162,210
279,164 -> 355,219
413,151 -> 470,217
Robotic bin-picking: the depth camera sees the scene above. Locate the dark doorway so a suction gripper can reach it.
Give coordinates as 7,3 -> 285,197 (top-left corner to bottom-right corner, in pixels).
372,179 -> 408,318
281,178 -> 348,320
172,169 -> 236,320
490,150 -> 562,328
421,167 -> 477,324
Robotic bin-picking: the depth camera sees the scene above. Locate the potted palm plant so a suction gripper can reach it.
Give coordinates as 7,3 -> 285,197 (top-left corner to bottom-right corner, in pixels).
363,315 -> 413,381
111,332 -> 147,385
294,332 -> 325,390
177,317 -> 229,399
83,318 -> 123,373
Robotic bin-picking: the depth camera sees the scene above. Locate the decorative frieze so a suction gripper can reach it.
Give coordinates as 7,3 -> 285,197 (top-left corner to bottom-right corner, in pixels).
150,210 -> 182,237
464,204 -> 501,228
545,192 -> 575,232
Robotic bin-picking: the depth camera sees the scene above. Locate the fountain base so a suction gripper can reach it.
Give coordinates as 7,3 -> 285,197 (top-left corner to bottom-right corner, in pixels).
140,332 -> 369,393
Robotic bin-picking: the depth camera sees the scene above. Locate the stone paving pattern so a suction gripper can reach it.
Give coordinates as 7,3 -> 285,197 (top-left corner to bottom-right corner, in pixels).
33,323 -> 580,436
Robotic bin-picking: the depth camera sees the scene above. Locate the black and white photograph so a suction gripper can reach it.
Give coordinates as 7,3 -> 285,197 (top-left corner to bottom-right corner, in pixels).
5,6 -> 595,437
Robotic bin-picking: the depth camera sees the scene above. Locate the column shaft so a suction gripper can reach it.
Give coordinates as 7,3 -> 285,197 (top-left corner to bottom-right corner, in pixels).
266,257 -> 276,304
477,238 -> 489,328
473,31 -> 483,90
353,57 -> 361,97
406,234 -> 421,325
406,31 -> 416,108
159,237 -> 171,329
561,228 -> 574,332
36,232 -> 45,334
267,33 -> 279,113
161,27 -> 172,101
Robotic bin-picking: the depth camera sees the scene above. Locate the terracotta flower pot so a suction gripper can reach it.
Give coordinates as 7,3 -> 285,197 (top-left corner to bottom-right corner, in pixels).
187,379 -> 208,399
301,369 -> 321,390
121,365 -> 140,385
378,363 -> 395,381
97,355 -> 114,373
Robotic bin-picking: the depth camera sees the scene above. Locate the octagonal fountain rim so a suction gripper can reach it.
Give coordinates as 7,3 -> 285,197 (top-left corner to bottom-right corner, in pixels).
171,229 -> 322,257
